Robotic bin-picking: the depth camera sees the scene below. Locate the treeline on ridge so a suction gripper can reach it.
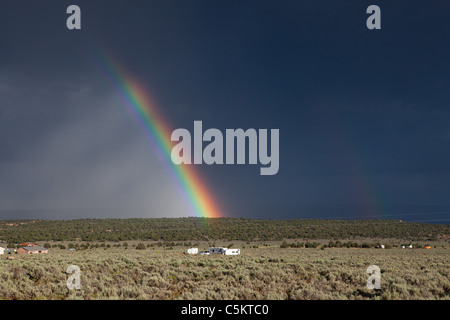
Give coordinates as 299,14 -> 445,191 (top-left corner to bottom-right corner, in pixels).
0,218 -> 448,244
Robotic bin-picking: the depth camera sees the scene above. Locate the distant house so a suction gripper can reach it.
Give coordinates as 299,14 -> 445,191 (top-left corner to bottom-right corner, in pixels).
17,245 -> 48,254
0,247 -> 5,255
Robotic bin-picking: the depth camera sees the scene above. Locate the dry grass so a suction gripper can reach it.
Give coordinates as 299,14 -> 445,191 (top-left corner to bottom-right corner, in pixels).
0,244 -> 448,300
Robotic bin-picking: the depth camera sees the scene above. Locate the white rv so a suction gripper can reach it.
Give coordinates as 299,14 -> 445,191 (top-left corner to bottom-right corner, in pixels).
0,247 -> 5,255
224,249 -> 240,255
187,248 -> 198,255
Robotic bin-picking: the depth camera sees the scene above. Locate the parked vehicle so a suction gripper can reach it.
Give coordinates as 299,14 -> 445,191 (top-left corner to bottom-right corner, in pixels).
208,247 -> 227,254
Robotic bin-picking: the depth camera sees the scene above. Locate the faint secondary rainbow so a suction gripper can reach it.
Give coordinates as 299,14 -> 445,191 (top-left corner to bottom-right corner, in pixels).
97,54 -> 223,218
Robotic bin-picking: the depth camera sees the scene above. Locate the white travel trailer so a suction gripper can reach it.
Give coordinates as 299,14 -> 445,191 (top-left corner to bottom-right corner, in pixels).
0,247 -> 5,255
187,248 -> 198,255
224,249 -> 240,255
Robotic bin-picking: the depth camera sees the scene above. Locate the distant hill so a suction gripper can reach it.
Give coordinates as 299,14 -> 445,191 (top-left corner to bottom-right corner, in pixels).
0,218 -> 448,243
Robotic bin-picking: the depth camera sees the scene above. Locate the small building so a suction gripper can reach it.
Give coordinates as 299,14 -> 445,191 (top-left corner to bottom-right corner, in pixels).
0,247 -> 5,255
424,246 -> 431,249
17,245 -> 48,254
187,248 -> 198,255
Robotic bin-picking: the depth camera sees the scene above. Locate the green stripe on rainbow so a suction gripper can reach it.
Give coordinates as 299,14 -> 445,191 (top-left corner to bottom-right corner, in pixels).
99,55 -> 223,218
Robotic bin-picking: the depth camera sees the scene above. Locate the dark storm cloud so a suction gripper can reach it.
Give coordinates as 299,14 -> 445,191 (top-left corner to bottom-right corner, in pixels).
0,68 -> 192,217
0,1 -> 449,222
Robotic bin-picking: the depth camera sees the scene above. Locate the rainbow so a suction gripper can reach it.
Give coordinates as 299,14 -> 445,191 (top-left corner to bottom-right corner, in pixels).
96,54 -> 223,218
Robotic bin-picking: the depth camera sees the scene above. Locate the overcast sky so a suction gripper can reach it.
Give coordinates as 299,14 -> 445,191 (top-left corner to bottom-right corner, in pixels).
0,1 -> 449,222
